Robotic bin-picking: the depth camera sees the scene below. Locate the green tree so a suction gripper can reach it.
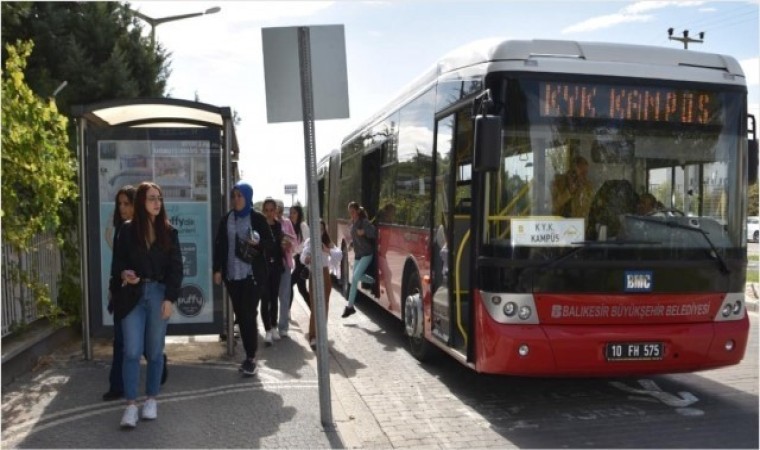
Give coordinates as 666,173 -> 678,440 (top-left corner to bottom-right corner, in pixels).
1,40 -> 78,322
1,1 -> 169,115
749,182 -> 759,216
1,2 -> 171,326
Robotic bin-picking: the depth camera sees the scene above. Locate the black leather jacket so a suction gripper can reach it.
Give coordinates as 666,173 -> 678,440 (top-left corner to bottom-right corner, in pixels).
110,221 -> 183,318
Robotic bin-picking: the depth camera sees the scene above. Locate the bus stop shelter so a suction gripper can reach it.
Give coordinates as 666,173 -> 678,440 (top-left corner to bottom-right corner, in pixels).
72,98 -> 239,359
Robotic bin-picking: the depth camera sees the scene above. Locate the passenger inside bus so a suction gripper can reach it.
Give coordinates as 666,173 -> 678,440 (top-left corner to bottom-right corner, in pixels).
550,155 -> 594,218
586,179 -> 638,239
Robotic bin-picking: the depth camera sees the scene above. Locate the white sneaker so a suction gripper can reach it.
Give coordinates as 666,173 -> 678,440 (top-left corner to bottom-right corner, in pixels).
272,329 -> 281,341
120,404 -> 139,428
279,329 -> 289,338
141,398 -> 158,420
264,331 -> 273,345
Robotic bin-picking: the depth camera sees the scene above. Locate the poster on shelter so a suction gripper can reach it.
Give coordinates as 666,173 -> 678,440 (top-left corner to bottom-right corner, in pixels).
98,139 -> 213,326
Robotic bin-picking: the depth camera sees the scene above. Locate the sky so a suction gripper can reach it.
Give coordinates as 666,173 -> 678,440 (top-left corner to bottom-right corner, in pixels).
128,0 -> 760,206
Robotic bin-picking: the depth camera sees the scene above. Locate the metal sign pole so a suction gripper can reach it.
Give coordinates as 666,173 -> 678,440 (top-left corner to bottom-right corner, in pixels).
298,26 -> 333,428
223,117 -> 234,356
77,117 -> 92,360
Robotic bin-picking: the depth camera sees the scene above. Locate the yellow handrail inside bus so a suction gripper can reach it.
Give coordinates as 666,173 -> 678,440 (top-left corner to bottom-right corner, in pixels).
455,229 -> 470,348
493,180 -> 531,239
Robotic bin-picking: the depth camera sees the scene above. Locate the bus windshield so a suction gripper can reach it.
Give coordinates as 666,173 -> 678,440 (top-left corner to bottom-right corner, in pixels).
487,75 -> 745,253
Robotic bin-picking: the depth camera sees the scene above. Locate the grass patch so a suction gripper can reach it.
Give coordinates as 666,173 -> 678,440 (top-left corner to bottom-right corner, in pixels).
748,270 -> 759,283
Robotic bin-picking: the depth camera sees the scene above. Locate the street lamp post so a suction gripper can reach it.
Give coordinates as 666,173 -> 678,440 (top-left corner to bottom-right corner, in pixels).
132,6 -> 221,48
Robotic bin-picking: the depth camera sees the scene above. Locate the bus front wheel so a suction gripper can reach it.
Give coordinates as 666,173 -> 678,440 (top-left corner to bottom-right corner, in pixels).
403,271 -> 430,361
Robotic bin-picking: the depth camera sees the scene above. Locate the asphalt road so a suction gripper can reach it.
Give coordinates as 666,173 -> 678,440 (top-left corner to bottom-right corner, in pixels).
330,292 -> 759,449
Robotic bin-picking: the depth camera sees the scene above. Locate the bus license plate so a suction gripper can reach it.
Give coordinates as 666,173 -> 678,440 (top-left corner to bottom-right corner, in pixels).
606,342 -> 663,361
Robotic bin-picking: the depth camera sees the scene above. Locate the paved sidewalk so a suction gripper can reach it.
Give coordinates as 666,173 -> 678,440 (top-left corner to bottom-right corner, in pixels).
0,292 -> 380,449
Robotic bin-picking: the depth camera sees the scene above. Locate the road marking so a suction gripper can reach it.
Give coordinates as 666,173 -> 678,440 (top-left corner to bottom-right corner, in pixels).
2,373 -> 317,446
610,379 -> 703,416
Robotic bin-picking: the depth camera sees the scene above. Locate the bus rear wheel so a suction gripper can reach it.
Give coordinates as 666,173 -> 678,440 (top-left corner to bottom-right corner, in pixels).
403,271 -> 430,361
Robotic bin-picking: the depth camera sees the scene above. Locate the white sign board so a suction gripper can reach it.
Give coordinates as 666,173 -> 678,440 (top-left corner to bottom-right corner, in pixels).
511,218 -> 586,246
262,25 -> 350,123
284,184 -> 298,195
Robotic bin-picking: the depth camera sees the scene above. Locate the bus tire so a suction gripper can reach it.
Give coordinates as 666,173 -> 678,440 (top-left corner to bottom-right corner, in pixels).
403,270 -> 430,361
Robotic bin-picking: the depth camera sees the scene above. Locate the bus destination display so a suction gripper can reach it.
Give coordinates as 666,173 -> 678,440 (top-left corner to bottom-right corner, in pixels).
540,81 -> 722,125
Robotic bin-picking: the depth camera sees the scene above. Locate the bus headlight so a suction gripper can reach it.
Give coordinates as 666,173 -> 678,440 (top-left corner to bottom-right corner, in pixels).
714,293 -> 746,322
481,291 -> 539,324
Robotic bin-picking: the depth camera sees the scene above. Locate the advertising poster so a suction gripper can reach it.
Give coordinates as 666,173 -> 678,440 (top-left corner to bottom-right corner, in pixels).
91,128 -> 221,335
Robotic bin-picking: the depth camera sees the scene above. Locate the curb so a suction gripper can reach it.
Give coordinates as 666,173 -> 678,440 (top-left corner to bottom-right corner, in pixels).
1,323 -> 78,387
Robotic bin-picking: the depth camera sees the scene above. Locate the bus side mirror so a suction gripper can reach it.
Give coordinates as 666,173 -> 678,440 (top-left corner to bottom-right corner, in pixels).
473,114 -> 501,172
749,139 -> 758,185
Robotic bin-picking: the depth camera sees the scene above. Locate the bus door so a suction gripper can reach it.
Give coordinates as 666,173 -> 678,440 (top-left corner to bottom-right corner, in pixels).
431,109 -> 474,355
361,144 -> 383,298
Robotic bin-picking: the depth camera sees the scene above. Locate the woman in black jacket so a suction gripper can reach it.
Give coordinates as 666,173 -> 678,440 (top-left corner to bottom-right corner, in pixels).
111,182 -> 182,428
213,182 -> 274,375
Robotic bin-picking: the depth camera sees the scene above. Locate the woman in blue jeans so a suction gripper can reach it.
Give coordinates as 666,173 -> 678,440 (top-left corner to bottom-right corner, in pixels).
103,185 -> 167,401
111,182 -> 183,428
343,201 -> 376,318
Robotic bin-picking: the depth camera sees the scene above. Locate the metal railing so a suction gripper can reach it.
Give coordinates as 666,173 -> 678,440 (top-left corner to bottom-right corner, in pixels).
1,233 -> 62,337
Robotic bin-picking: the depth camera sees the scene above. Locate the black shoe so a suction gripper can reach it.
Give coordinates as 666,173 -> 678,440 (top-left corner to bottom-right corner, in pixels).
241,359 -> 258,377
341,306 -> 356,318
161,353 -> 168,385
102,390 -> 123,401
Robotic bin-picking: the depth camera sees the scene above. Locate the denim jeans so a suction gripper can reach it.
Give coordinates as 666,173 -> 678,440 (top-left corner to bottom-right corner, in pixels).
278,268 -> 292,333
348,254 -> 373,307
122,282 -> 168,401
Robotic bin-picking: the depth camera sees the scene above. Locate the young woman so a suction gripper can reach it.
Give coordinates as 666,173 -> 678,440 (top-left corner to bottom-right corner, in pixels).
103,185 -> 136,401
343,201 -> 376,318
275,200 -> 296,337
213,181 -> 272,377
103,186 -> 169,402
260,198 -> 285,345
111,182 -> 182,428
300,220 -> 342,348
289,204 -> 310,310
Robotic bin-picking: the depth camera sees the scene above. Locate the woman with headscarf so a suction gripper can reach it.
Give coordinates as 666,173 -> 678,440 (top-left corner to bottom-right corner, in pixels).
213,181 -> 274,376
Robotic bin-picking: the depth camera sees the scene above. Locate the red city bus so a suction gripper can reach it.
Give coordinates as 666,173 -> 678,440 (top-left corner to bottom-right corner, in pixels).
320,39 -> 757,376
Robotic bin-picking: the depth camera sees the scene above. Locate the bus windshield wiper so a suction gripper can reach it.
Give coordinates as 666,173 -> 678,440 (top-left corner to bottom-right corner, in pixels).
533,239 -> 661,271
625,216 -> 730,274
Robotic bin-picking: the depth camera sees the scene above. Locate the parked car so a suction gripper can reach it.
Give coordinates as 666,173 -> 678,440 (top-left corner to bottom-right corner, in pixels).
748,216 -> 760,242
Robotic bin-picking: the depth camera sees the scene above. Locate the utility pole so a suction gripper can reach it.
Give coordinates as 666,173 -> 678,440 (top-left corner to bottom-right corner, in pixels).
668,28 -> 704,50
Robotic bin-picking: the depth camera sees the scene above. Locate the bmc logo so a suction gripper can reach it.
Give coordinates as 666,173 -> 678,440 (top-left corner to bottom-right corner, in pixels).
624,271 -> 653,292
